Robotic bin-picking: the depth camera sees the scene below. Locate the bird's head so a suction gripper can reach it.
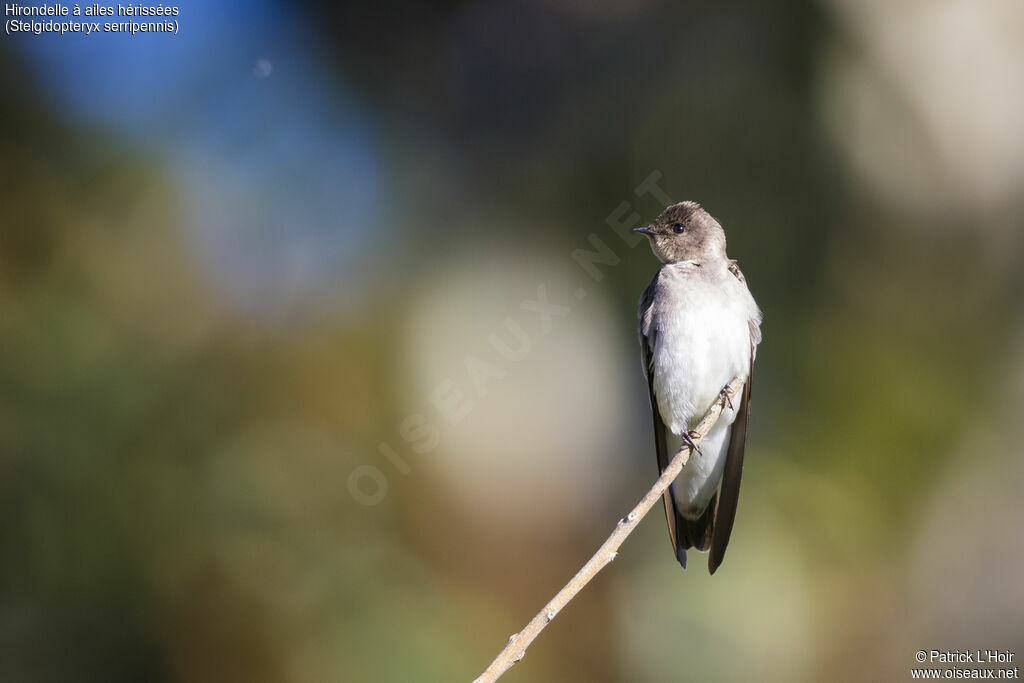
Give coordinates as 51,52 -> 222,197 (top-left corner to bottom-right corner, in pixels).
633,201 -> 727,265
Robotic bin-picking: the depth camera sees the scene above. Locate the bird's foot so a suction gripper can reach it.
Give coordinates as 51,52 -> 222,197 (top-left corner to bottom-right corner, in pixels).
718,386 -> 735,411
682,430 -> 703,456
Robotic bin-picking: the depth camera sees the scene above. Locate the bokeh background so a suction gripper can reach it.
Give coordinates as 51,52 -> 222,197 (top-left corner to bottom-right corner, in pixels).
2,1 -> 1023,681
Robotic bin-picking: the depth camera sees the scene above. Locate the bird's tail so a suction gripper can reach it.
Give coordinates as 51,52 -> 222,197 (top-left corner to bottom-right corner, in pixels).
671,489 -> 716,568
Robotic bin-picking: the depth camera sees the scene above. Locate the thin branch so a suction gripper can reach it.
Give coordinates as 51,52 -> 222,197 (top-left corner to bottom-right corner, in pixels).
472,375 -> 745,683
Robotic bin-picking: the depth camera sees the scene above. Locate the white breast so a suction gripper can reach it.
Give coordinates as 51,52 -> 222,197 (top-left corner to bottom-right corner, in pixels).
651,264 -> 753,434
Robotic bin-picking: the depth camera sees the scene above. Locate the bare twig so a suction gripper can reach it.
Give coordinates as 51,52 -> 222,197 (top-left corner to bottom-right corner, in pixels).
472,375 -> 745,683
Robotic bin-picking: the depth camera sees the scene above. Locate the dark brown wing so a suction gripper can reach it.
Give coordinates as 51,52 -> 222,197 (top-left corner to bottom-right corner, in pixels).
638,277 -> 678,561
709,261 -> 760,574
708,359 -> 751,574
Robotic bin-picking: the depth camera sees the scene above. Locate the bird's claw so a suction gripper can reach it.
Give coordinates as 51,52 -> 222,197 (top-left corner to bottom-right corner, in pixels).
682,430 -> 703,456
719,386 -> 735,411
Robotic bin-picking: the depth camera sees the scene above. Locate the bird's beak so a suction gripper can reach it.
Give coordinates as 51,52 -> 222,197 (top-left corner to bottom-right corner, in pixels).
633,225 -> 654,235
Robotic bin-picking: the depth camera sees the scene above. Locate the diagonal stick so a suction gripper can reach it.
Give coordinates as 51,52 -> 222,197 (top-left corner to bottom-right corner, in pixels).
472,375 -> 745,683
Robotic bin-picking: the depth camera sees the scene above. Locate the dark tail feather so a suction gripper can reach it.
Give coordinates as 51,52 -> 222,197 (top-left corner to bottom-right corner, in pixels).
680,493 -> 716,552
663,486 -> 714,570
672,491 -> 717,569
662,473 -> 717,569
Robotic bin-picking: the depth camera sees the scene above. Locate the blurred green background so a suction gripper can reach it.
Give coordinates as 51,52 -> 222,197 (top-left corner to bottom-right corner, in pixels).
2,1 -> 1023,681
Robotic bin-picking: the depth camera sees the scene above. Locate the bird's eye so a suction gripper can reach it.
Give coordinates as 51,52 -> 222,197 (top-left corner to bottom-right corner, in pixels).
672,223 -> 686,234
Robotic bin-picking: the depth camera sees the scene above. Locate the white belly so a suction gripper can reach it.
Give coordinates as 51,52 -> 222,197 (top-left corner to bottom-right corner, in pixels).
651,284 -> 751,517
652,299 -> 750,433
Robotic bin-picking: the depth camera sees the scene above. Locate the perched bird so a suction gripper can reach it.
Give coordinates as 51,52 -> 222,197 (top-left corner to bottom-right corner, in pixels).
635,202 -> 762,574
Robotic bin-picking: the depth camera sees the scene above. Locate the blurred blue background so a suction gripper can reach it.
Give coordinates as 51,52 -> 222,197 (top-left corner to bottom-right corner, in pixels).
2,1 -> 1023,681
